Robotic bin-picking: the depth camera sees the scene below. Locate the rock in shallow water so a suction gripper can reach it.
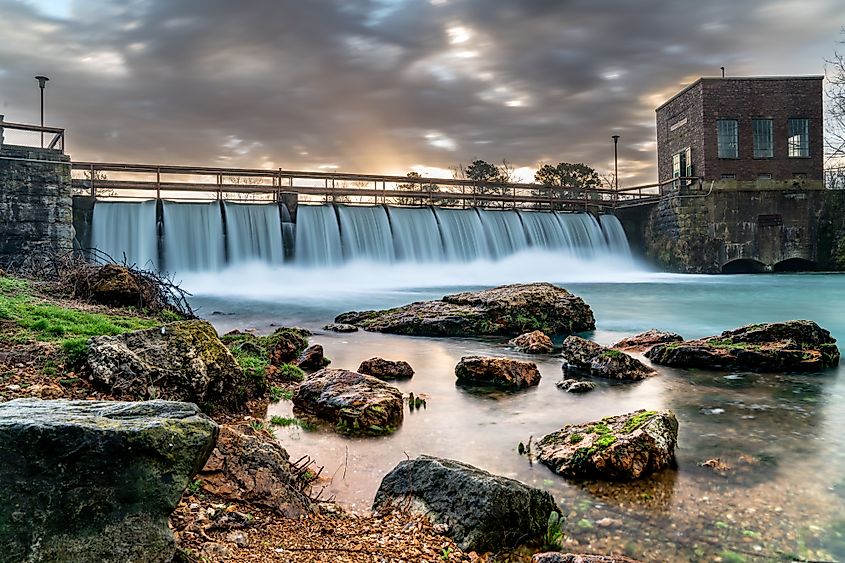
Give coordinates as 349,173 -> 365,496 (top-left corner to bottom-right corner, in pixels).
556,379 -> 596,393
358,357 -> 414,380
510,330 -> 555,354
533,553 -> 643,563
646,320 -> 840,372
612,329 -> 683,352
561,336 -> 656,381
455,356 -> 541,389
292,368 -> 403,434
335,282 -> 595,337
372,455 -> 558,552
323,323 -> 359,333
0,399 -> 217,563
86,320 -> 256,413
536,410 -> 678,481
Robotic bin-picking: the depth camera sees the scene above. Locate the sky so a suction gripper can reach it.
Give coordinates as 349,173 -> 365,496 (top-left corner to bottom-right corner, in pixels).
0,0 -> 842,185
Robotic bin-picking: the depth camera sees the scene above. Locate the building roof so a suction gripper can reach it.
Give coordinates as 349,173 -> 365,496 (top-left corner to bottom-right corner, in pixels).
655,75 -> 824,112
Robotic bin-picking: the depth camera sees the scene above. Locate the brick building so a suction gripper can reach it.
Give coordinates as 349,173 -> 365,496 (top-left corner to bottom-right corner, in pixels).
655,76 -> 823,191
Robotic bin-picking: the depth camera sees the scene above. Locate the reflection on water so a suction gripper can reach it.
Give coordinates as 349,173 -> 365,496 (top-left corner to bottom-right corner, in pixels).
191,270 -> 845,561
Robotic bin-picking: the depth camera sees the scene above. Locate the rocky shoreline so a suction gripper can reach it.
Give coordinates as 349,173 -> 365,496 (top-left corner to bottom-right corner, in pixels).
1,272 -> 842,562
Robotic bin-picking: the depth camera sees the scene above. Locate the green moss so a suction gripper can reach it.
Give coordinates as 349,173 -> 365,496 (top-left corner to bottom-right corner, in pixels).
269,386 -> 292,402
594,434 -> 617,448
622,410 -> 658,433
589,421 -> 612,435
277,363 -> 305,382
599,349 -> 624,359
569,433 -> 584,444
269,416 -> 313,430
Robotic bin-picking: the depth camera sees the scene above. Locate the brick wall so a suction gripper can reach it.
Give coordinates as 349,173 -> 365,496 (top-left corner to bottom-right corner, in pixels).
656,77 -> 823,185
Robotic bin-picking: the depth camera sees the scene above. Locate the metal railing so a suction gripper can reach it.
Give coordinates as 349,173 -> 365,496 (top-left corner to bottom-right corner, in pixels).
0,118 -> 65,152
70,160 -> 662,210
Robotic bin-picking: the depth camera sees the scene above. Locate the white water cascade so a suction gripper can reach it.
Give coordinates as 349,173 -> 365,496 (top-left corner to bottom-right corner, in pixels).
87,201 -> 632,272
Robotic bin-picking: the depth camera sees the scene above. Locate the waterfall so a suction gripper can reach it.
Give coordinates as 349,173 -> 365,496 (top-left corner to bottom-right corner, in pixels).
161,201 -> 225,272
91,201 -> 159,270
386,206 -> 445,262
336,205 -> 395,262
223,202 -> 284,265
88,200 -> 632,272
294,204 -> 343,266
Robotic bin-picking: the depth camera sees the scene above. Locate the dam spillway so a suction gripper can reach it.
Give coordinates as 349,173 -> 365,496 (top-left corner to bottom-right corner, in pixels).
88,201 -> 631,272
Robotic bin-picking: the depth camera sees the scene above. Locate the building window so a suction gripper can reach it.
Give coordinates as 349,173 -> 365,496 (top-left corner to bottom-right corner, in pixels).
672,147 -> 692,188
758,173 -> 772,180
788,118 -> 809,157
752,118 -> 773,158
717,119 -> 738,158
721,174 -> 736,180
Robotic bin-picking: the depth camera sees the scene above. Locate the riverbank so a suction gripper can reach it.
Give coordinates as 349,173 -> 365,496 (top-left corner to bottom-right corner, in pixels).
0,273 -> 481,562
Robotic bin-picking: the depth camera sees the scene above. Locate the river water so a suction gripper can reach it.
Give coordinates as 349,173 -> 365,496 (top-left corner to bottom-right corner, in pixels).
183,256 -> 845,562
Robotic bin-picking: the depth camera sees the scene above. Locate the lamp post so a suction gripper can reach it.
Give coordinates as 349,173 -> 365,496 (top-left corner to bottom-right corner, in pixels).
611,134 -> 620,201
35,75 -> 49,148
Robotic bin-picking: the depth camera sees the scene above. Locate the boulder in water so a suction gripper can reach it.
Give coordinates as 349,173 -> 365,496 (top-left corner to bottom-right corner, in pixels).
561,336 -> 656,381
536,410 -> 678,481
323,323 -> 359,333
292,368 -> 403,434
510,330 -> 555,354
455,356 -> 541,389
612,329 -> 683,352
358,357 -> 414,380
556,379 -> 596,393
86,320 -> 258,413
646,320 -> 840,372
266,328 -> 309,366
372,455 -> 559,552
335,283 -> 595,337
199,425 -> 314,518
0,399 -> 217,563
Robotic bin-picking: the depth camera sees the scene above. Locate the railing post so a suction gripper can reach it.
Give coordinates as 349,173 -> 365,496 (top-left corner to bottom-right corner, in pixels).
0,114 -> 5,150
155,167 -> 161,200
90,164 -> 96,197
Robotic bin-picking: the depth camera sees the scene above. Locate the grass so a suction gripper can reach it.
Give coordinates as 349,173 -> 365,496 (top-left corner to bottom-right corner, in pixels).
269,415 -> 314,431
0,276 -> 160,365
269,386 -> 293,402
277,363 -> 305,382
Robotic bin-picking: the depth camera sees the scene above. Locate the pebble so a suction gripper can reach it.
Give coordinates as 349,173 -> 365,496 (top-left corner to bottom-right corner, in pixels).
225,531 -> 249,547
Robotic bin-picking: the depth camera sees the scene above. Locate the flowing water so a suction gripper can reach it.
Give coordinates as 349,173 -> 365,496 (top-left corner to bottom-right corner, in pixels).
89,200 -> 845,561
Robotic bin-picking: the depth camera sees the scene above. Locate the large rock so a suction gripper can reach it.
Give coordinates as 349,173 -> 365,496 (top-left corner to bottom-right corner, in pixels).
612,329 -> 683,352
86,320 -> 256,413
536,410 -> 678,481
335,283 -> 595,337
0,399 -> 217,563
323,323 -> 358,333
295,344 -> 329,372
372,455 -> 559,552
646,320 -> 840,372
358,357 -> 415,380
293,368 -> 403,434
89,263 -> 142,307
455,356 -> 541,389
266,328 -> 309,366
510,330 -> 555,354
533,554 -> 642,563
561,336 -> 656,381
199,425 -> 314,518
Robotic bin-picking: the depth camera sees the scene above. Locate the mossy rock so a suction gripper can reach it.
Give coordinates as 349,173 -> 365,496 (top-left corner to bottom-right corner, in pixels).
536,409 -> 678,481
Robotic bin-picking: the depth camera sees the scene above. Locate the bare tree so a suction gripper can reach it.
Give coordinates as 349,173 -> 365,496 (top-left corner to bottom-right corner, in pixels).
826,30 -> 845,163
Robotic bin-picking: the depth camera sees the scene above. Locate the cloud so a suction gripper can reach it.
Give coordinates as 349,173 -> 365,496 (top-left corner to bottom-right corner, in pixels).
0,0 -> 840,184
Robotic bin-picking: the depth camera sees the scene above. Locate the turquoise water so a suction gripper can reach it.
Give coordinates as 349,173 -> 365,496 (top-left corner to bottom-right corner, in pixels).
190,268 -> 845,562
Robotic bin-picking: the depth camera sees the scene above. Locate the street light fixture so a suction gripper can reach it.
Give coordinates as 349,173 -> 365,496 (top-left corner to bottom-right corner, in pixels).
35,75 -> 49,148
611,134 -> 620,200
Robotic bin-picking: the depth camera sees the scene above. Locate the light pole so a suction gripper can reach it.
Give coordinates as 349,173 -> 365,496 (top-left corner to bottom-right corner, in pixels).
35,75 -> 49,147
611,134 -> 620,200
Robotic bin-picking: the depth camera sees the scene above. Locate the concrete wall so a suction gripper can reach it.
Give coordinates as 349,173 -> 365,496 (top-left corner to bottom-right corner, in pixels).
617,185 -> 845,273
0,145 -> 74,264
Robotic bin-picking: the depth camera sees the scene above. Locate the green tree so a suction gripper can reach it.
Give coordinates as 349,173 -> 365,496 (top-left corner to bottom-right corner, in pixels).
826,32 -> 845,162
533,162 -> 602,209
453,159 -> 513,207
394,171 -> 442,206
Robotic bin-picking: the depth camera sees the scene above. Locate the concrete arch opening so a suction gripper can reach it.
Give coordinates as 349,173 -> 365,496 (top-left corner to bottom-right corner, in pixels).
721,259 -> 767,274
773,257 -> 817,272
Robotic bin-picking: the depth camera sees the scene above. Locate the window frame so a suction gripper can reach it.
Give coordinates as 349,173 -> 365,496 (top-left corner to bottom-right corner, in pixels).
716,118 -> 739,159
787,118 -> 810,158
752,118 -> 773,159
